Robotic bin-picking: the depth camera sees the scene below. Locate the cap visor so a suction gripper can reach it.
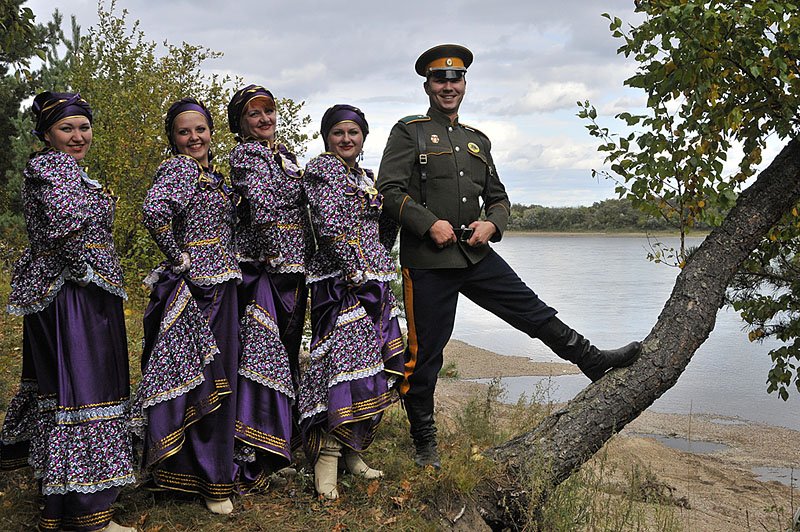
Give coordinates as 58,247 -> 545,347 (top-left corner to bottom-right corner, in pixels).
429,69 -> 465,80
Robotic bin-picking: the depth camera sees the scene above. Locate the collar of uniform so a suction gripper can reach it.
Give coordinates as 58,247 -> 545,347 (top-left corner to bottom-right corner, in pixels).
427,107 -> 459,127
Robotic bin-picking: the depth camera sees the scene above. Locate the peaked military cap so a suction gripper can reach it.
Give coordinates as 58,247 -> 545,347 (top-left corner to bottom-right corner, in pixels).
415,44 -> 473,78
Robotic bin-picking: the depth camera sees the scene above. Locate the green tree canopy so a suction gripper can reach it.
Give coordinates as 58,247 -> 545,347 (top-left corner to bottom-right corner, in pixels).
65,1 -> 314,278
0,3 -> 74,250
0,0 -> 44,79
580,0 -> 800,397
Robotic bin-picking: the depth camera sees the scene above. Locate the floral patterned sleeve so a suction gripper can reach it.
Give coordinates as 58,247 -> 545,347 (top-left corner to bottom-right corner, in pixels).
304,154 -> 362,278
229,142 -> 281,257
231,143 -> 283,224
142,156 -> 199,264
30,153 -> 91,278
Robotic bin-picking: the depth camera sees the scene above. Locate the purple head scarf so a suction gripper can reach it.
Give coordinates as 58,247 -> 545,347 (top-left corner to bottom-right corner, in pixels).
320,104 -> 369,150
164,98 -> 214,156
31,91 -> 93,141
227,84 -> 275,135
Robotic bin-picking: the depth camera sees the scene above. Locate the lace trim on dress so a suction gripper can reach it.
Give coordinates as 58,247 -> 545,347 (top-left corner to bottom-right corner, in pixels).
144,266 -> 242,289
328,362 -> 384,388
6,266 -> 127,316
142,265 -> 166,289
55,403 -> 127,425
238,368 -> 295,399
270,263 -> 306,274
305,270 -> 342,284
89,269 -> 128,300
305,270 -> 395,285
42,475 -> 135,496
299,403 -> 328,422
190,270 -> 243,286
234,444 -> 257,463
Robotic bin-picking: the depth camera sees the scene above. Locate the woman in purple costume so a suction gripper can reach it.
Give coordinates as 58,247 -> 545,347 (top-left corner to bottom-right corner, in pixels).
0,92 -> 135,531
132,98 -> 240,515
226,85 -> 313,491
302,105 -> 404,500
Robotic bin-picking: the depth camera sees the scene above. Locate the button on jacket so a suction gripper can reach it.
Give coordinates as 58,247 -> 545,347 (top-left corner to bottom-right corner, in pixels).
377,107 -> 511,269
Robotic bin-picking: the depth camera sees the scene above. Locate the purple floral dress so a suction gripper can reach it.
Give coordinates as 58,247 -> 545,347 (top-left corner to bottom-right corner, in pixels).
1,149 -> 135,532
300,153 -> 403,461
229,140 -> 313,489
133,154 -> 241,500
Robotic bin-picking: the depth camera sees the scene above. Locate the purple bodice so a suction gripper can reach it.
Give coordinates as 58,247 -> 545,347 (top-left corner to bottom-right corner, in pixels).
229,141 -> 313,273
7,150 -> 126,315
142,155 -> 241,286
304,154 -> 397,283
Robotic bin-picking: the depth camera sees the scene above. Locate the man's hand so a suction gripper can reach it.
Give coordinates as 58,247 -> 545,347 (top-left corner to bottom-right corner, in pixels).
428,220 -> 456,248
466,221 -> 496,247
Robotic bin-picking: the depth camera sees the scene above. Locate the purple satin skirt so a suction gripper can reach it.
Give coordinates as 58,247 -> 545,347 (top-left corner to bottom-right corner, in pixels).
135,272 -> 238,500
299,277 -> 404,462
0,282 -> 134,531
234,263 -> 305,491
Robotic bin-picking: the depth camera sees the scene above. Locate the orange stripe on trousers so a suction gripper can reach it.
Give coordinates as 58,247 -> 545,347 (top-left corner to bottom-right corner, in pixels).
400,267 -> 417,395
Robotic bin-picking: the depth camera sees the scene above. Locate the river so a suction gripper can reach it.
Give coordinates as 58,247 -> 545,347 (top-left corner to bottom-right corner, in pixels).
451,234 -> 800,431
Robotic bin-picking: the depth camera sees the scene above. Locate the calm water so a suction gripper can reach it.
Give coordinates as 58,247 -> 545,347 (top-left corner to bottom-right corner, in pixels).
454,234 -> 800,431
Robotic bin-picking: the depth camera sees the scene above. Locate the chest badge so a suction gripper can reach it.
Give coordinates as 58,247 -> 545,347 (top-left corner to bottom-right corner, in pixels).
430,134 -> 440,144
468,142 -> 480,153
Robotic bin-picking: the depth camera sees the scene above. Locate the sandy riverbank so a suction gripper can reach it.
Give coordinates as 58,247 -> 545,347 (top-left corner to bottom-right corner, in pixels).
436,339 -> 799,531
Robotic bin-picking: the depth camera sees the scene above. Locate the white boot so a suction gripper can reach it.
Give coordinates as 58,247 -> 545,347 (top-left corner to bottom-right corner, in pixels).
104,521 -> 137,532
204,497 -> 233,515
315,434 -> 341,500
344,451 -> 383,479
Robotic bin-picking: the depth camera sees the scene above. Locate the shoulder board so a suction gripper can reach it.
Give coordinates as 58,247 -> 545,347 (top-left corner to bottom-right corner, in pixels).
399,115 -> 431,125
461,122 -> 487,136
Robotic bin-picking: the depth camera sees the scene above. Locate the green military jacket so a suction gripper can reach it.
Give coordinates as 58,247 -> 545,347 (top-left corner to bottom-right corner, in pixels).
377,107 -> 511,269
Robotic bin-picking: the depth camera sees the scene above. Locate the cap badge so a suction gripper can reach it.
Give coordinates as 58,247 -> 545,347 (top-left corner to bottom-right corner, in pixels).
430,134 -> 440,144
446,58 -> 453,66
468,142 -> 480,153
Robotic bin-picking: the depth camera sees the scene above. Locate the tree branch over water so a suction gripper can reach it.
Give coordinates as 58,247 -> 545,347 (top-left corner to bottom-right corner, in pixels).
468,138 -> 800,531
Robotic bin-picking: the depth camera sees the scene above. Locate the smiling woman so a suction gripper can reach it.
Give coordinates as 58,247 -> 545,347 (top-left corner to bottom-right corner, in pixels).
226,84 -> 313,494
133,97 -> 241,515
42,116 -> 93,160
1,91 -> 136,532
171,111 -> 212,167
240,96 -> 277,142
301,104 -> 404,500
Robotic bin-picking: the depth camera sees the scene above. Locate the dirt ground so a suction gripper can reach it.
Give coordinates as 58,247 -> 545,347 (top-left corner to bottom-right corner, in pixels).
438,340 -> 800,532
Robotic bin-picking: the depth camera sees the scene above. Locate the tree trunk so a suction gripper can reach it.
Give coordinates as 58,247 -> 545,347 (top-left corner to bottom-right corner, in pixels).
472,139 -> 800,529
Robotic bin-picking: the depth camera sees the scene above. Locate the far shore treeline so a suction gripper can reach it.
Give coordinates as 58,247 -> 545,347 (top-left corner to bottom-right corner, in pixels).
508,198 -> 715,233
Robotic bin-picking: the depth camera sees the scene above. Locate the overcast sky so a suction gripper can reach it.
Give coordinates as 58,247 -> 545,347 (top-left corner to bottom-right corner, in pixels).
28,0 -> 652,206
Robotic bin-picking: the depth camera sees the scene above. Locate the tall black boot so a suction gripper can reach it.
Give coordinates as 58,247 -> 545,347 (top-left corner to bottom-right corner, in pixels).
536,316 -> 641,382
402,395 -> 441,469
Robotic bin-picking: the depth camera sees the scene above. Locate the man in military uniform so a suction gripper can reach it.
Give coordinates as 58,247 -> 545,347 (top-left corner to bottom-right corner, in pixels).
377,44 -> 641,468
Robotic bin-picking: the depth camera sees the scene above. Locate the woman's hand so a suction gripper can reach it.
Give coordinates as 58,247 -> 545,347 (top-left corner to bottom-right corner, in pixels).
348,269 -> 366,286
171,252 -> 191,274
